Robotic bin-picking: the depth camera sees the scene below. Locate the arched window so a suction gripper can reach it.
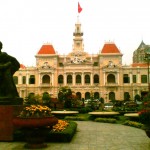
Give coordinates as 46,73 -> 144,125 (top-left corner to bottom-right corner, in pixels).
109,92 -> 115,101
123,74 -> 130,83
107,74 -> 115,83
22,76 -> 26,84
29,75 -> 35,84
94,74 -> 99,83
85,75 -> 90,84
76,92 -> 81,100
67,75 -> 72,84
42,75 -> 50,84
13,76 -> 18,84
94,92 -> 99,99
85,92 -> 90,100
76,74 -> 81,83
58,75 -> 63,84
124,92 -> 130,101
141,75 -> 147,83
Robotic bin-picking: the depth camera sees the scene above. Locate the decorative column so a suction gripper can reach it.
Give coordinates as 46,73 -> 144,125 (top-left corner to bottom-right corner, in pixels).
18,73 -> 22,84
73,73 -> 75,86
64,73 -> 67,86
38,73 -> 41,85
51,73 -> 54,86
103,71 -> 106,85
117,71 -> 119,84
26,72 -> 29,85
129,71 -> 132,84
82,72 -> 84,85
91,73 -> 93,85
137,70 -> 140,84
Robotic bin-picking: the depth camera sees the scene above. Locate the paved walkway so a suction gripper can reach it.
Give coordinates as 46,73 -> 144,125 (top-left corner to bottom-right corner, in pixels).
0,121 -> 150,150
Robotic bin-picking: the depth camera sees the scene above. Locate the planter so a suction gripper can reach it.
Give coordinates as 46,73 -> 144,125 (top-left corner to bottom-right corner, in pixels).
13,116 -> 58,128
13,116 -> 58,149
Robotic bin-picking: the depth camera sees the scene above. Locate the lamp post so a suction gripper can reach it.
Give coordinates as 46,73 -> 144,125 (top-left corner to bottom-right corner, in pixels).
145,48 -> 150,93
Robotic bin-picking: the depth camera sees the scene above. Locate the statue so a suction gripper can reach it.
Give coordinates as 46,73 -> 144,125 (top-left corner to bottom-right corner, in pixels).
0,41 -> 20,98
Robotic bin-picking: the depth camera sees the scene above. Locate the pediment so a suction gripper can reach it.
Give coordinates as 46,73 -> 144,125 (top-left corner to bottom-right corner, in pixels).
102,61 -> 119,69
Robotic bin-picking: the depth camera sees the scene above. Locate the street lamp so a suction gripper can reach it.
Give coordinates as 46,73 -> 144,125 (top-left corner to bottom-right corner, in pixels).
145,48 -> 150,92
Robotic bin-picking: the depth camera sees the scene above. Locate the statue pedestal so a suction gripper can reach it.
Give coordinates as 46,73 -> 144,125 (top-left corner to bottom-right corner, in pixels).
0,98 -> 23,141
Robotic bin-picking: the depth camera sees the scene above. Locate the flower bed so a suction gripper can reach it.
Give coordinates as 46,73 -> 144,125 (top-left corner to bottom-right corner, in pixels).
52,120 -> 69,132
19,105 -> 52,118
47,121 -> 77,142
13,121 -> 77,142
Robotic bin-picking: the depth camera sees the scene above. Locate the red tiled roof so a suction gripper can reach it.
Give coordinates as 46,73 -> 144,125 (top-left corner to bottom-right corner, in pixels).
20,64 -> 26,69
101,43 -> 120,53
37,44 -> 56,54
132,63 -> 148,67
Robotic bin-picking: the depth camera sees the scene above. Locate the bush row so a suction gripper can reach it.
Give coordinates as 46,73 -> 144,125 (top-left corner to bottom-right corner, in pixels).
13,121 -> 77,142
65,116 -> 87,121
46,121 -> 77,142
122,120 -> 144,129
94,118 -> 117,123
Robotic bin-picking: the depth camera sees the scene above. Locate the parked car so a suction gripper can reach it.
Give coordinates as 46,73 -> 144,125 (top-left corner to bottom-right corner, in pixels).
104,102 -> 113,110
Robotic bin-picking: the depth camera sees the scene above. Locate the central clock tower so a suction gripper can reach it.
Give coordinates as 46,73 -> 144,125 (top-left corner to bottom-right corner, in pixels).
72,16 -> 84,52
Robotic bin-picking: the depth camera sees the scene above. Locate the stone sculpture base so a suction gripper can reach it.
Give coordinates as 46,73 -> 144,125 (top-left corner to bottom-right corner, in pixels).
0,97 -> 23,141
0,97 -> 23,105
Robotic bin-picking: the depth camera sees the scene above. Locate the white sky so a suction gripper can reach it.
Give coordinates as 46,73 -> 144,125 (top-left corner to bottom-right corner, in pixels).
0,0 -> 150,66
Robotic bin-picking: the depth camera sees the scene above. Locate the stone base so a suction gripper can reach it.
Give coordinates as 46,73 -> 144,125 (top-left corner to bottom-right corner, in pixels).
0,97 -> 23,105
0,104 -> 23,141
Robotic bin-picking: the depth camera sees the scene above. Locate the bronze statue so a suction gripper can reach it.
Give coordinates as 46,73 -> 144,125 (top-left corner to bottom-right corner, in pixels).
0,41 -> 20,97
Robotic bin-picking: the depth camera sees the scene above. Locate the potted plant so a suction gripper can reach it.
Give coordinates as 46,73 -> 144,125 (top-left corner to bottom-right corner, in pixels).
13,105 -> 58,148
139,93 -> 150,138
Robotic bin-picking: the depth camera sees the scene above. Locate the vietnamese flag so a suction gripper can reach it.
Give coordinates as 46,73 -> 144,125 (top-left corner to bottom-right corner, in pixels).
78,2 -> 82,13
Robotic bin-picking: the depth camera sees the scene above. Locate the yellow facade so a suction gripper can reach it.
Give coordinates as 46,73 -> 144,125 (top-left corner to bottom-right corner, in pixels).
14,20 -> 150,102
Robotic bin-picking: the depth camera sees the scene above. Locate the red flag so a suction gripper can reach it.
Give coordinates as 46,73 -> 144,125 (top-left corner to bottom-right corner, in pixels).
78,2 -> 82,13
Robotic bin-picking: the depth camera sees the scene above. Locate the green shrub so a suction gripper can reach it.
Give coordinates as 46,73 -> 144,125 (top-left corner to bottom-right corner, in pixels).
123,120 -> 144,129
46,121 -> 77,142
95,117 -> 117,123
79,107 -> 92,113
65,116 -> 86,121
13,121 -> 77,142
116,115 -> 128,123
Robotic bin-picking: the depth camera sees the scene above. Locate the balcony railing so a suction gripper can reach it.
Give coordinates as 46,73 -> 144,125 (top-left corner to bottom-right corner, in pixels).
105,83 -> 118,87
39,83 -> 52,87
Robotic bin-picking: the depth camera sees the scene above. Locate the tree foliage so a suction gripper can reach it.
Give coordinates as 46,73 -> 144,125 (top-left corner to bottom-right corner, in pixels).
24,93 -> 41,105
134,94 -> 141,102
58,86 -> 73,108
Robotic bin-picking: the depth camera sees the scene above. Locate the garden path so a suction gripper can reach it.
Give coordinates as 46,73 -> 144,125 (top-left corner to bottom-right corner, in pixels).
0,121 -> 149,150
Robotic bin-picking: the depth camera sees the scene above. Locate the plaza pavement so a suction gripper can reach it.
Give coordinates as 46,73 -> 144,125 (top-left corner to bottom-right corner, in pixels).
0,121 -> 150,150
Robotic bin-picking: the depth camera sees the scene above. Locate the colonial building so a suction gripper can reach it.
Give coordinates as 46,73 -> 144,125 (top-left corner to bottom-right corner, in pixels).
14,19 -> 150,102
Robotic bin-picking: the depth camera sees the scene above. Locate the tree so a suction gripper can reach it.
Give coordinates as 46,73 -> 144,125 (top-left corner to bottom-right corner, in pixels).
24,93 -> 41,105
42,92 -> 51,107
99,97 -> 104,103
58,86 -> 73,108
124,93 -> 130,101
134,94 -> 141,102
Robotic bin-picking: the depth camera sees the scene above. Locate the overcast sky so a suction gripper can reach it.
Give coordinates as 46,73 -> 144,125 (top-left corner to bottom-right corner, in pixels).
0,0 -> 150,66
